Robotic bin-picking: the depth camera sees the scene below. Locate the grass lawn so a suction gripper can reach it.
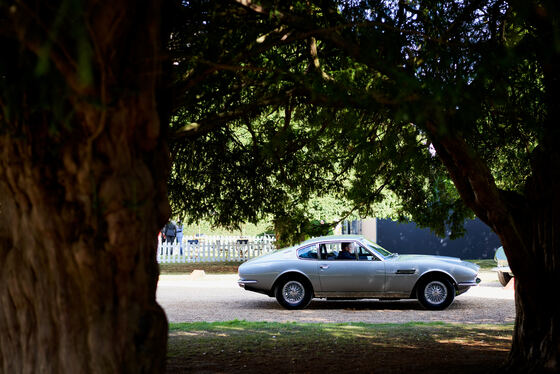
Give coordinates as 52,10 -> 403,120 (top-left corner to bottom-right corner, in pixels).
167,321 -> 513,373
159,262 -> 242,274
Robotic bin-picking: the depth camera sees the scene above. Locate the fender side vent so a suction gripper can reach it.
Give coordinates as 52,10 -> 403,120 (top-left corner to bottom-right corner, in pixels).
396,269 -> 416,274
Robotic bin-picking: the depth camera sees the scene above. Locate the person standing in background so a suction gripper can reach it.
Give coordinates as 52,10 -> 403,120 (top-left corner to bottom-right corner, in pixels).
176,220 -> 184,255
163,221 -> 177,255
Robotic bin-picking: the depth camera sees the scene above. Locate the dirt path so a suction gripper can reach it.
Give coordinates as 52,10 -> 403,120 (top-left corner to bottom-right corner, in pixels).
157,270 -> 515,324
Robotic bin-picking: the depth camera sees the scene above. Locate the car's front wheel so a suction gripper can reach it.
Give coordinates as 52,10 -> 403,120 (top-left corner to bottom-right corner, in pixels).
275,277 -> 312,310
497,271 -> 512,287
417,278 -> 455,310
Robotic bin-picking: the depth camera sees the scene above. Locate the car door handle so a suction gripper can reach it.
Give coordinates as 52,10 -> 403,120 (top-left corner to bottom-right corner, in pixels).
320,265 -> 329,269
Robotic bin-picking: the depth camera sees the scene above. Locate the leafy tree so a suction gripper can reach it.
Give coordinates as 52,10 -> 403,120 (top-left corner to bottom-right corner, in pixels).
168,1 -> 457,242
168,1 -> 560,371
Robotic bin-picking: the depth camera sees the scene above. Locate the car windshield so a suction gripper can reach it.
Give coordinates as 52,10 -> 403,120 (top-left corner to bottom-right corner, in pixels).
494,246 -> 507,261
363,238 -> 393,257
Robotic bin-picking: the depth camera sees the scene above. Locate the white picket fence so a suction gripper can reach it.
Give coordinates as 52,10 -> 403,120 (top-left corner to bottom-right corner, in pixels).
157,235 -> 276,263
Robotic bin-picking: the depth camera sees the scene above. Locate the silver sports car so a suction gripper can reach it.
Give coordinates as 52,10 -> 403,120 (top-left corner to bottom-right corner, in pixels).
238,235 -> 480,310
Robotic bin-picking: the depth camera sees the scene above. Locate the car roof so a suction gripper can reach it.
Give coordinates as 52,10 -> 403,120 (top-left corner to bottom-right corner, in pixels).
299,235 -> 366,246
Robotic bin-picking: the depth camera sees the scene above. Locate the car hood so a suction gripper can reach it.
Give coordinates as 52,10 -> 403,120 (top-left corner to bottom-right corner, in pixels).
389,254 -> 480,271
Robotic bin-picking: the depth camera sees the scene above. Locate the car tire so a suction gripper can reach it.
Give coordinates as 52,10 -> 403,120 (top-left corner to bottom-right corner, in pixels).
417,277 -> 455,310
497,271 -> 512,287
275,277 -> 313,310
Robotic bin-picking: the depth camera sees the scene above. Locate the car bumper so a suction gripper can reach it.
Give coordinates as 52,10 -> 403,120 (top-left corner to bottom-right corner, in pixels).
238,279 -> 273,296
238,279 -> 258,288
456,277 -> 481,295
492,266 -> 513,275
457,277 -> 482,287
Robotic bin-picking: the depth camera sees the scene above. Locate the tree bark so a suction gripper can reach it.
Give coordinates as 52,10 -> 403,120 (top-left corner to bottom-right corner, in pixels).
507,271 -> 560,373
500,3 -> 560,370
427,126 -> 560,373
0,1 -> 170,372
502,146 -> 560,373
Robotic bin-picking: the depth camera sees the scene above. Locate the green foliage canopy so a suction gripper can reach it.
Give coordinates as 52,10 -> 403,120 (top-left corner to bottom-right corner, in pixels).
166,0 -> 543,244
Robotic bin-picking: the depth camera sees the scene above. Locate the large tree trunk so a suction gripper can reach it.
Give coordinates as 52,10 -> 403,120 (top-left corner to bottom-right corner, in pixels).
502,147 -> 560,373
428,126 -> 560,373
421,2 -> 560,369
0,1 -> 170,372
502,5 -> 560,368
507,273 -> 560,373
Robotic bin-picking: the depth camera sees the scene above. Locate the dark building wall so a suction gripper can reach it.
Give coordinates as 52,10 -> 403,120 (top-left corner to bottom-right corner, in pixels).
376,218 -> 501,259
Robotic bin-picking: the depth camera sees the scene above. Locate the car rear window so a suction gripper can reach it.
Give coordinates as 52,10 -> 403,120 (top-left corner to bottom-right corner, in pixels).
298,245 -> 318,259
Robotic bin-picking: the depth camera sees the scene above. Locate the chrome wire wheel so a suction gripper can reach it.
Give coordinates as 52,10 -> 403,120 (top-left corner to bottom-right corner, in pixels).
282,280 -> 305,304
424,280 -> 448,305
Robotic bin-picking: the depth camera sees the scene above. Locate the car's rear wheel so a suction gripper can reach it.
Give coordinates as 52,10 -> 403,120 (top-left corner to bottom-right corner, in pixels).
275,277 -> 312,309
497,271 -> 512,287
417,277 -> 455,310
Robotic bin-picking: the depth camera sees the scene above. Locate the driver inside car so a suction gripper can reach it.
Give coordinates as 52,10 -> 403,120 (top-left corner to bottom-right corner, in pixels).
337,242 -> 355,260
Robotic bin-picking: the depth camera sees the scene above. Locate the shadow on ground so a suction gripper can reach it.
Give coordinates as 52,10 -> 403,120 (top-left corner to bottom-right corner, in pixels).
166,322 -> 511,374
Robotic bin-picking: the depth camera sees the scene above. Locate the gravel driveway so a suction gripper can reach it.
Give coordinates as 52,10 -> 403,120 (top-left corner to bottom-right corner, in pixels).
157,270 -> 515,324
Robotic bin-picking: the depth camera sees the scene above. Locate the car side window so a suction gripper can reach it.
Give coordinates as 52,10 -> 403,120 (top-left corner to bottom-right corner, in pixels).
298,245 -> 318,260
319,243 -> 339,260
357,246 -> 379,261
335,242 -> 358,260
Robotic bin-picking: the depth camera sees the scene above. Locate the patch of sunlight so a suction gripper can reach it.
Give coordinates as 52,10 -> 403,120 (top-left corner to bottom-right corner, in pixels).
382,344 -> 419,350
495,336 -> 513,342
172,331 -> 202,336
462,324 -> 514,331
216,326 -> 245,332
178,122 -> 200,132
325,331 -> 350,338
434,338 -> 509,351
322,325 -> 369,335
339,325 -> 368,330
353,334 -> 382,340
170,330 -> 233,338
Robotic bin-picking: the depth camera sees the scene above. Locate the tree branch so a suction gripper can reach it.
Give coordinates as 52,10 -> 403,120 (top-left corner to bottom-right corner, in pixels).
170,95 -> 288,141
308,36 -> 333,81
424,121 -> 531,264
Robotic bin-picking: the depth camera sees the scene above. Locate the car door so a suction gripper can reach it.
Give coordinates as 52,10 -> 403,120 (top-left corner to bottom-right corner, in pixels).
293,244 -> 321,291
317,241 -> 385,296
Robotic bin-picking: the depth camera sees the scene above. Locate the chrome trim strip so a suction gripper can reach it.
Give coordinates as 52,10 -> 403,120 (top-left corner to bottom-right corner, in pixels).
238,279 -> 258,287
315,291 -> 409,298
457,279 -> 480,287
